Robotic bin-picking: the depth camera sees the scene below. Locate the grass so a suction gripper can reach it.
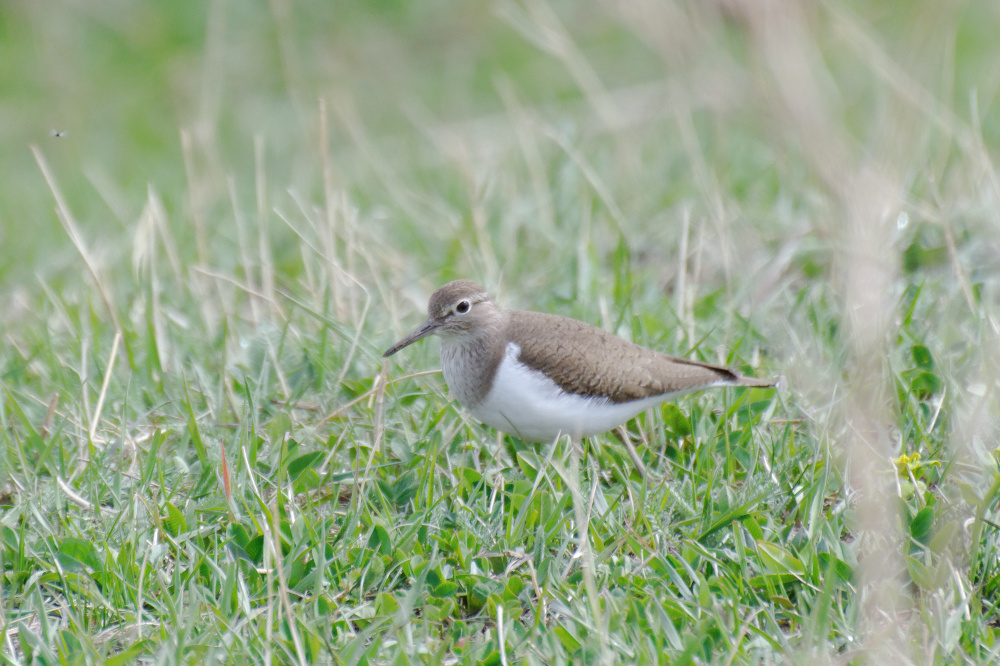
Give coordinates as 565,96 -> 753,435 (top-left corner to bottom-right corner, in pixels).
2,0 -> 1000,663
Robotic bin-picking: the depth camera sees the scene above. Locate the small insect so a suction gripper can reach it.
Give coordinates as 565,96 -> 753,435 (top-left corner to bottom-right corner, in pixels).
50,129 -> 67,138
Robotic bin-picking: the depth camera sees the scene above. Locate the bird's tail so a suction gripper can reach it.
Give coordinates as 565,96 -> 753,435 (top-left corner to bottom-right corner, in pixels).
734,375 -> 777,388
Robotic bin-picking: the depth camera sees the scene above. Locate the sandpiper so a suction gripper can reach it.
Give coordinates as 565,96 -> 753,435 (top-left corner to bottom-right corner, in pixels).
384,280 -> 775,442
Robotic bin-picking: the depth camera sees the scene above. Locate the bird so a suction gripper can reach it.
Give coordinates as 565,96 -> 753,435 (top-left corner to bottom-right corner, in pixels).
383,280 -> 775,443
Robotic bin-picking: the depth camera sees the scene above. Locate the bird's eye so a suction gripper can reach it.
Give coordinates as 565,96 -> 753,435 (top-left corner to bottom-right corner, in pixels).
454,300 -> 471,314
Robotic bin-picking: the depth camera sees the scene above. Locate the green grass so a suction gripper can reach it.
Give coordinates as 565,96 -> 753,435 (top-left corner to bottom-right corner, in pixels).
2,1 -> 1000,663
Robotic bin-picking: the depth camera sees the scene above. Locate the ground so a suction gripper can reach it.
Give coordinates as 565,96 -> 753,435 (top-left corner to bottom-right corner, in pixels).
1,1 -> 999,663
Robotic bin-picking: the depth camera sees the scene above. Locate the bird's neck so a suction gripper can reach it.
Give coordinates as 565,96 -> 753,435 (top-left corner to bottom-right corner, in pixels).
439,312 -> 508,407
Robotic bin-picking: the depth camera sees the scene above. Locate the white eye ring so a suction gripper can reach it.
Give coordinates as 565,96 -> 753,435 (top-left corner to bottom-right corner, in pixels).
454,299 -> 471,314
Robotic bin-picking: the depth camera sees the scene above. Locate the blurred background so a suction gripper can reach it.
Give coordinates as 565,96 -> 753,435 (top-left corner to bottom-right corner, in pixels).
4,0 -> 997,290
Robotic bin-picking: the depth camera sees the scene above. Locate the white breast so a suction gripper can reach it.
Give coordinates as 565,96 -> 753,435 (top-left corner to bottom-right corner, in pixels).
464,342 -> 670,442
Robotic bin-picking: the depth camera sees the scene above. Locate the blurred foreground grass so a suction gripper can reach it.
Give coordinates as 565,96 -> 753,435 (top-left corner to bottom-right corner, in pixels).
1,0 -> 999,663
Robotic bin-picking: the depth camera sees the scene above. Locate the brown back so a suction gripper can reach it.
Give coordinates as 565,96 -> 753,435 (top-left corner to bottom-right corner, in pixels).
508,310 -> 771,403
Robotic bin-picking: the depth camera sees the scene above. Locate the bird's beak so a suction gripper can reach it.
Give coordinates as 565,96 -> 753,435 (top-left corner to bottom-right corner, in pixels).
383,319 -> 439,357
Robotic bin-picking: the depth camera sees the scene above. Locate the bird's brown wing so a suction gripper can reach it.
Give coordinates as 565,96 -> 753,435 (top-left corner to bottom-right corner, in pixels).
508,310 -> 772,403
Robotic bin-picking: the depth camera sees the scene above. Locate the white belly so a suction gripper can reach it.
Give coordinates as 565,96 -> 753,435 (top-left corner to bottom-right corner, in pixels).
465,343 -> 669,442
